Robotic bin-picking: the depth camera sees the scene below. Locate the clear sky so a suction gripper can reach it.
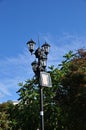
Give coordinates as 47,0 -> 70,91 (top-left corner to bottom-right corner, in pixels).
0,0 -> 86,103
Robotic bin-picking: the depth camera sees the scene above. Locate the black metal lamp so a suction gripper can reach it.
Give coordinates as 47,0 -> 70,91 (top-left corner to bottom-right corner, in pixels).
40,53 -> 47,69
31,60 -> 38,74
42,42 -> 50,55
27,38 -> 52,130
27,39 -> 36,54
40,58 -> 47,68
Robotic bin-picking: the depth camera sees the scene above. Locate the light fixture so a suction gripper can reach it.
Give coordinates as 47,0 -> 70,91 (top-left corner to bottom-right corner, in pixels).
27,39 -> 36,54
42,42 -> 50,55
40,53 -> 47,68
40,58 -> 47,68
31,60 -> 38,74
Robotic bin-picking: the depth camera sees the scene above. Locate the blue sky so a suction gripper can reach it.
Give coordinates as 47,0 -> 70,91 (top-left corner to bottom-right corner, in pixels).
0,0 -> 86,103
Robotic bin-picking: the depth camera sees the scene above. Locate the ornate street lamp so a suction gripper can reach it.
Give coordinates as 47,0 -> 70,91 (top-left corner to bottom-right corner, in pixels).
31,60 -> 38,75
27,39 -> 36,54
40,57 -> 47,68
27,39 -> 52,130
42,42 -> 50,55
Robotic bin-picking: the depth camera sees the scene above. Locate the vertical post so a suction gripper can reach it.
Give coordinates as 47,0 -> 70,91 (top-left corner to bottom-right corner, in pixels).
40,86 -> 44,130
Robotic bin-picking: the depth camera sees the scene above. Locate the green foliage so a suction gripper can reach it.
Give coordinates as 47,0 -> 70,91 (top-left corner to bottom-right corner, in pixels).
16,79 -> 40,130
16,50 -> 76,130
0,49 -> 86,130
55,49 -> 86,130
0,101 -> 19,130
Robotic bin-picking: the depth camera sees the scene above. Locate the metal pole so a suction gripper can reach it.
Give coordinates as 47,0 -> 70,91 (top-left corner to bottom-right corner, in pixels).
40,86 -> 44,130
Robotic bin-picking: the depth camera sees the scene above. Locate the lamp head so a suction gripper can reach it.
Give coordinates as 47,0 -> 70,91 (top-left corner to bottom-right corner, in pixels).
27,39 -> 36,54
42,42 -> 50,55
31,60 -> 38,72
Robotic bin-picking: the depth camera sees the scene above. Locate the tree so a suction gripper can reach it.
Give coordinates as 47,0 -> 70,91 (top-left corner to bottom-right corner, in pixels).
10,48 -> 86,130
17,72 -> 63,130
54,49 -> 86,130
17,79 -> 40,130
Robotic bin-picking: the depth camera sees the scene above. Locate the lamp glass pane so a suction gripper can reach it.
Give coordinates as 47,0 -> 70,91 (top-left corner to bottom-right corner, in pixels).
27,40 -> 36,53
31,61 -> 38,72
40,59 -> 47,67
29,43 -> 34,51
42,45 -> 50,54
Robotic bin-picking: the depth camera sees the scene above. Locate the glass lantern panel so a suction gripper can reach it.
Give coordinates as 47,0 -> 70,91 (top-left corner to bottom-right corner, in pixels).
42,44 -> 50,54
45,46 -> 49,53
40,59 -> 47,67
29,43 -> 34,50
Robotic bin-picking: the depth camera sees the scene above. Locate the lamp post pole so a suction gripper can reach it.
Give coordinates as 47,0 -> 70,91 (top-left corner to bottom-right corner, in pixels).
27,39 -> 51,130
40,86 -> 44,130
